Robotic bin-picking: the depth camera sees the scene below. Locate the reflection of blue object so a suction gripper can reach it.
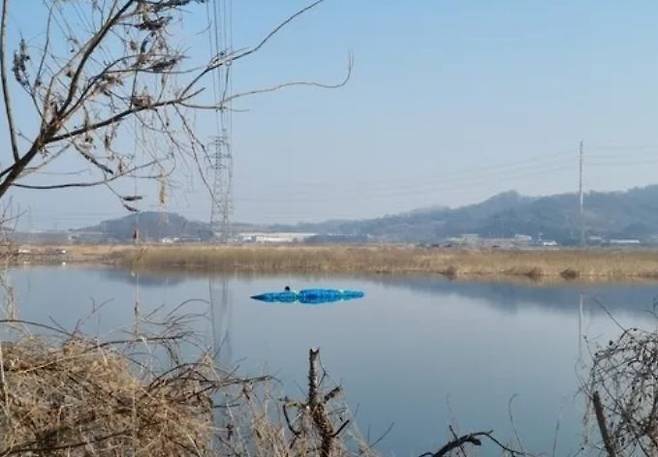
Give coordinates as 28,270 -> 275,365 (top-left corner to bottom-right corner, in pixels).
250,288 -> 365,304
250,291 -> 298,302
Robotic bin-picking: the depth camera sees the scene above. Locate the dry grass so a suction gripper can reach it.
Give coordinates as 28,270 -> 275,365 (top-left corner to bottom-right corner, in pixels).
87,244 -> 658,281
0,335 -> 218,456
0,320 -> 379,457
13,243 -> 658,280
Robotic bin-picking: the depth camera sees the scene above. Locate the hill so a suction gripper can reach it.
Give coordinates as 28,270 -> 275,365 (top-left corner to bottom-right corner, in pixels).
73,185 -> 658,245
285,185 -> 658,245
76,212 -> 214,242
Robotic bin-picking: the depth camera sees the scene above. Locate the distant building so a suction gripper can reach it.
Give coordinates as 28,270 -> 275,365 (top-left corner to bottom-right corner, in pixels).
514,234 -> 533,243
304,234 -> 370,244
461,233 -> 480,241
238,232 -> 316,244
449,234 -> 480,246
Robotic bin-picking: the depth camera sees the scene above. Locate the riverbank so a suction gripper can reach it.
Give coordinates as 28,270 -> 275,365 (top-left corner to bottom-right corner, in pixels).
11,244 -> 658,281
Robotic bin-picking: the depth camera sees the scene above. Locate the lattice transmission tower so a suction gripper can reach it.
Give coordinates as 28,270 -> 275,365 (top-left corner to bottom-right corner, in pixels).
210,131 -> 233,242
207,0 -> 233,242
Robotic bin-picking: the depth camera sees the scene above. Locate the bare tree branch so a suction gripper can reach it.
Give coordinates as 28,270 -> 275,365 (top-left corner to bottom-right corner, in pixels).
419,429 -> 531,457
12,160 -> 159,189
0,0 -> 349,213
57,0 -> 136,118
180,0 -> 327,97
0,0 -> 19,162
46,90 -> 201,144
182,55 -> 353,110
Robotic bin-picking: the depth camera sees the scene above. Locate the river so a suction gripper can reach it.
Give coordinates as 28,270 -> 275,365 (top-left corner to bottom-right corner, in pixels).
5,265 -> 658,456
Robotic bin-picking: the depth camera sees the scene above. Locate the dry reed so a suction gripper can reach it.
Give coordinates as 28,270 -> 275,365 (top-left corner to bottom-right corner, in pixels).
95,245 -> 658,281
0,319 -> 380,457
0,335 -> 219,456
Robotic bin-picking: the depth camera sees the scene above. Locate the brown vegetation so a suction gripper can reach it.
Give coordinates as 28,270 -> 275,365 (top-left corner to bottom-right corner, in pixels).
31,244 -> 658,281
0,319 -> 375,457
0,336 -> 216,455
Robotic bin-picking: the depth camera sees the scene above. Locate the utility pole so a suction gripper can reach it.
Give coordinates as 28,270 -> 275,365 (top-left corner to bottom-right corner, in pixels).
579,140 -> 585,247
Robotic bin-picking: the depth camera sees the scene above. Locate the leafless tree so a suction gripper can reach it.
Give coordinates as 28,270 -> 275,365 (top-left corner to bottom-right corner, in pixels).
0,0 -> 350,211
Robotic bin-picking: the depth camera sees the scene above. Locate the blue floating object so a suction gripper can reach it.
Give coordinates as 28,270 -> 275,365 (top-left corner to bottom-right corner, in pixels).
250,291 -> 298,303
250,288 -> 365,304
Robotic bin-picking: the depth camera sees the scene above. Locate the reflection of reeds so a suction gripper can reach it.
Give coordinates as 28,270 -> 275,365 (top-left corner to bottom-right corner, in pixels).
101,245 -> 658,281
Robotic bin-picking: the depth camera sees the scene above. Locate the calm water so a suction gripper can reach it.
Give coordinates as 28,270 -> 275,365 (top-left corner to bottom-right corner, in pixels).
6,265 -> 658,456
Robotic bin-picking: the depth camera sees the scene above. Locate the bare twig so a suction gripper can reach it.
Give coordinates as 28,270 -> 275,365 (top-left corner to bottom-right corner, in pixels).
419,429 -> 531,457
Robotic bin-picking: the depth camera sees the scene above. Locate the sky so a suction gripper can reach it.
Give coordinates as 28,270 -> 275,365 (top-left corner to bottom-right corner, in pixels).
4,0 -> 658,230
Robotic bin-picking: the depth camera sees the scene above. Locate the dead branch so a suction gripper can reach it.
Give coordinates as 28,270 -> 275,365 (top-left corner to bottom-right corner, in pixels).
418,432 -> 485,457
419,428 -> 530,457
309,347 -> 339,457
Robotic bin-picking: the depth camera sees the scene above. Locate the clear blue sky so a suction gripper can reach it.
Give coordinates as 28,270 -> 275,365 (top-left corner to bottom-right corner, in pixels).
5,1 -> 658,229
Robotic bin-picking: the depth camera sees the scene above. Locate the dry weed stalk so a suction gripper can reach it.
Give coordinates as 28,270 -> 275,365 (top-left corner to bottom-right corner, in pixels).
281,348 -> 352,457
216,348 -> 377,457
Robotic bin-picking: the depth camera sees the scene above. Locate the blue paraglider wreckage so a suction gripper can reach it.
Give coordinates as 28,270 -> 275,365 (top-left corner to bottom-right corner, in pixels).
250,288 -> 365,304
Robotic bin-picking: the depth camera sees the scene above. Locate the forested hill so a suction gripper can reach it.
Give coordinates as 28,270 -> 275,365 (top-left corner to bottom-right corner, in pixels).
78,212 -> 214,242
77,186 -> 658,245
278,185 -> 658,245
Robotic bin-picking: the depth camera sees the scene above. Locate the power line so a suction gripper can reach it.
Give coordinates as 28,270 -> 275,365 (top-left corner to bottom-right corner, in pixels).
207,0 -> 234,242
271,151 -> 576,192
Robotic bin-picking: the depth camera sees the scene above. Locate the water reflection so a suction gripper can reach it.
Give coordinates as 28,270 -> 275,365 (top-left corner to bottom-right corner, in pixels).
377,275 -> 658,315
96,268 -> 658,316
209,277 -> 232,367
5,266 -> 658,457
102,268 -> 186,288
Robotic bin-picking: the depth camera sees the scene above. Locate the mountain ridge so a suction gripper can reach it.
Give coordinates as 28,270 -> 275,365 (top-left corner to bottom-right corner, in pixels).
77,185 -> 658,245
277,185 -> 658,244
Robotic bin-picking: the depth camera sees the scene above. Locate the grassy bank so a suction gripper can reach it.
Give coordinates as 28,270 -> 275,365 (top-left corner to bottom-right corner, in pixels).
25,244 -> 658,281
